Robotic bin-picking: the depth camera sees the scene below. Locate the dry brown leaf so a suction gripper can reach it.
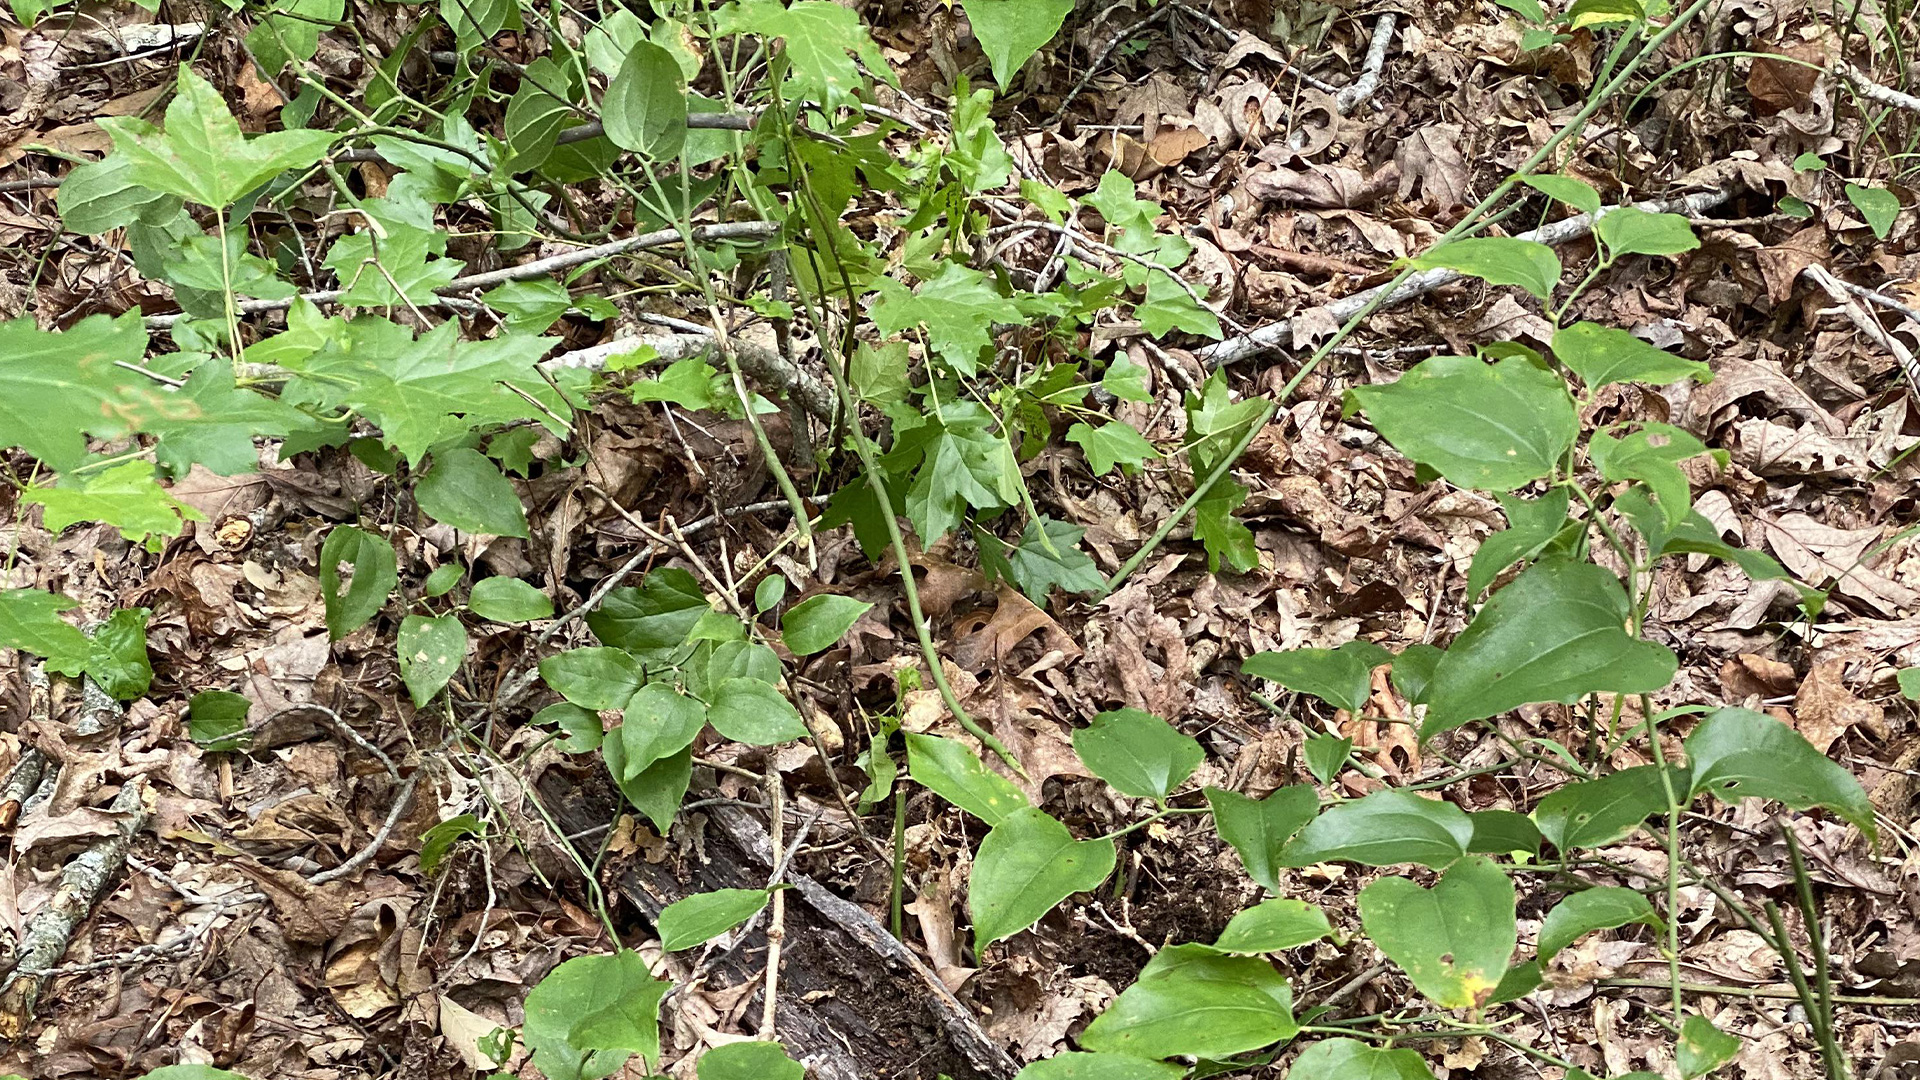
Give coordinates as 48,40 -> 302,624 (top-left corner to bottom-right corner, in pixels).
1793,657 -> 1885,753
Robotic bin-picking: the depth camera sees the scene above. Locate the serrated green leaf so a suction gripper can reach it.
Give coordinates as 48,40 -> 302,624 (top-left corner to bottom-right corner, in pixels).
1520,173 -> 1601,214
1411,237 -> 1561,299
906,732 -> 1029,825
1072,708 -> 1201,802
540,646 -> 645,710
25,461 -> 204,545
604,42 -> 688,159
1346,354 -> 1577,493
1595,206 -> 1698,258
319,525 -> 397,640
1101,356 -> 1152,402
1137,270 -> 1221,339
486,278 -> 573,335
657,888 -> 771,950
1067,421 -> 1157,477
56,153 -> 181,234
1538,887 -> 1662,962
706,677 -> 809,745
1845,184 -> 1900,239
970,807 -> 1116,946
1685,706 -> 1875,837
872,262 -> 1026,376
960,0 -> 1073,86
697,1041 -> 805,1080
1001,517 -> 1104,604
1080,945 -> 1296,1059
1552,321 -> 1712,390
1360,857 -> 1516,1009
1532,765 -> 1679,851
781,593 -> 872,655
1283,789 -> 1472,869
416,448 -> 529,538
398,614 -> 466,706
469,577 -> 552,622
1422,558 -> 1677,739
246,0 -> 343,75
629,357 -> 722,409
0,313 -> 174,472
97,67 -> 333,208
1241,640 -> 1393,715
714,0 -> 893,103
1205,785 -> 1318,892
890,403 -> 1022,543
151,360 -> 307,476
1211,898 -> 1332,953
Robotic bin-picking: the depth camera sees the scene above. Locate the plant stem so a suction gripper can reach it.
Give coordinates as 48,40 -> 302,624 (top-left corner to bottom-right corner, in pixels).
1103,398 -> 1276,594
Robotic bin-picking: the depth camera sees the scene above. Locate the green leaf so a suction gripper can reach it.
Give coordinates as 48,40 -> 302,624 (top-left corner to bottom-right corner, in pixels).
1590,423 -> 1709,528
1205,785 -> 1317,892
1410,237 -> 1561,299
398,614 -> 466,707
1389,643 -> 1443,706
469,577 -> 552,622
1677,1014 -> 1741,1079
1359,857 -> 1516,1009
1845,184 -> 1900,239
1303,734 -> 1353,784
1013,1053 -> 1184,1080
486,278 -> 573,335
56,154 -> 181,234
970,807 -> 1117,946
906,732 -> 1029,826
1072,708 -> 1202,802
753,575 -> 788,613
1192,486 -> 1257,573
889,402 -> 1022,543
960,0 -> 1073,86
86,607 -> 152,700
322,220 -> 464,307
1552,321 -> 1712,390
539,647 -> 646,711
98,67 -> 334,207
420,813 -> 485,875
781,593 -> 872,655
1282,789 -> 1472,869
1211,898 -> 1332,953
1137,270 -> 1221,339
620,682 -> 707,776
246,0 -> 343,75
1612,489 -> 1814,610
1538,887 -> 1662,962
1421,558 -> 1678,739
537,701 -> 604,753
1467,809 -> 1542,857
1520,173 -> 1600,214
1566,0 -> 1645,29
1003,517 -> 1105,605
706,677 -> 809,745
872,262 -> 1026,376
1241,640 -> 1392,715
1469,489 -> 1572,601
657,888 -> 771,951
319,525 -> 398,640
604,742 -> 693,835
416,448 -> 529,538
587,568 -> 711,660
1288,1039 -> 1434,1080
187,689 -> 252,751
604,42 -> 689,159
522,952 -> 653,1080
0,589 -> 91,675
565,950 -> 673,1062
1685,706 -> 1875,838
0,312 -> 174,471
25,461 -> 203,545
1067,421 -> 1158,477
697,1041 -> 805,1080
1595,207 -> 1698,258
1900,668 -> 1920,701
1079,945 -> 1296,1059
1346,354 -> 1576,493
714,0 -> 892,103
1532,765 -> 1678,851
423,564 -> 464,599
1102,357 -> 1152,403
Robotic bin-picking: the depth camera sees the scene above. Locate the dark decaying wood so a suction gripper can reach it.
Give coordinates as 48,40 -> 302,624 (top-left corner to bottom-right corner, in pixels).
543,771 -> 1019,1080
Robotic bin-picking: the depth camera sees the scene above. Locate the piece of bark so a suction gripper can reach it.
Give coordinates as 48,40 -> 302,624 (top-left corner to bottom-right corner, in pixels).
543,772 -> 1019,1080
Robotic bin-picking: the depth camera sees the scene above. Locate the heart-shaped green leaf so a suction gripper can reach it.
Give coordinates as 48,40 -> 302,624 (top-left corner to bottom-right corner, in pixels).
1595,206 -> 1699,258
706,677 -> 809,745
1206,785 -> 1318,892
1072,708 -> 1202,802
1345,354 -> 1577,493
1422,558 -> 1677,739
587,569 -> 711,660
603,42 -> 688,159
1359,857 -> 1516,1009
1079,945 -> 1296,1060
781,593 -> 873,655
539,647 -> 646,711
1538,887 -> 1662,962
697,1041 -> 805,1080
320,525 -> 398,640
603,742 -> 692,836
1845,183 -> 1900,240
970,807 -> 1116,946
621,682 -> 708,777
1282,789 -> 1472,869
398,614 -> 467,707
1241,640 -> 1392,715
1685,706 -> 1875,838
1287,1039 -> 1435,1079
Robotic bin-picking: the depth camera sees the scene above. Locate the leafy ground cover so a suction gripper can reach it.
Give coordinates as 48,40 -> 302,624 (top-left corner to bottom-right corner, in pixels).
0,1 -> 1916,1078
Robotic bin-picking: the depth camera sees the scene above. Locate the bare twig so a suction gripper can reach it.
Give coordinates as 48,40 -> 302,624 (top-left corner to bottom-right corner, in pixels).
1050,6 -> 1176,124
542,330 -> 837,421
1836,60 -> 1920,115
0,175 -> 62,195
1198,189 -> 1732,368
1335,13 -> 1396,115
1803,263 -> 1920,395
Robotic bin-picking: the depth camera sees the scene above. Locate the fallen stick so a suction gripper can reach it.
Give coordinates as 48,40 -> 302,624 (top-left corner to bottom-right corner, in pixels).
540,330 -> 836,421
0,779 -> 149,1041
1197,188 -> 1732,368
1336,13 -> 1397,115
1803,263 -> 1920,395
1836,61 -> 1920,116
